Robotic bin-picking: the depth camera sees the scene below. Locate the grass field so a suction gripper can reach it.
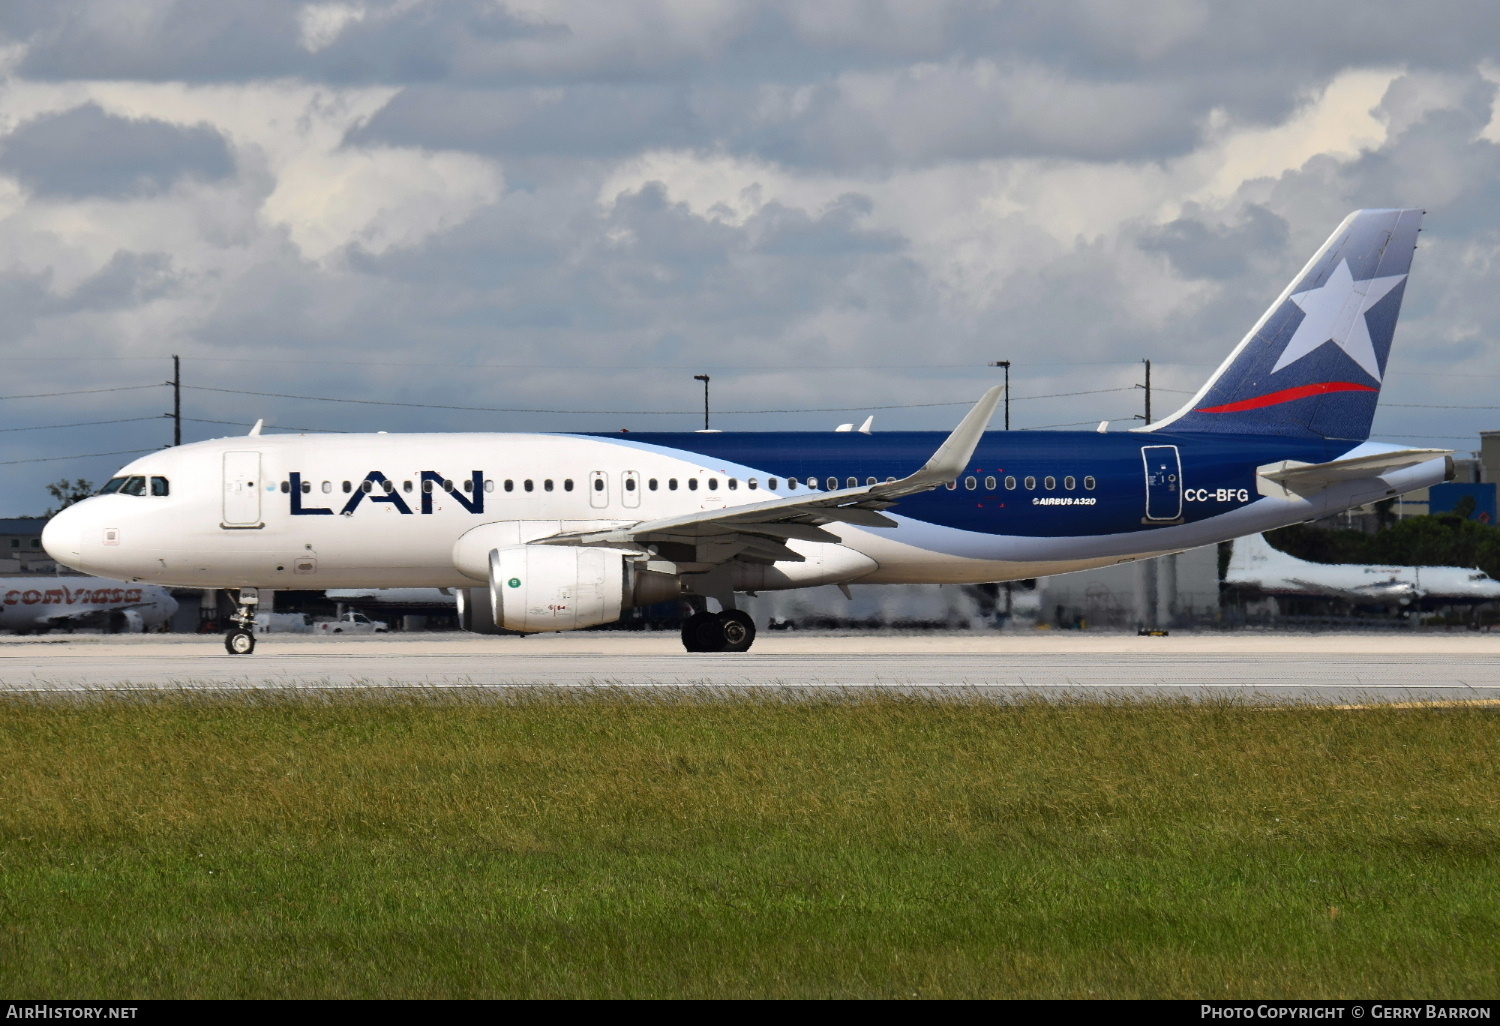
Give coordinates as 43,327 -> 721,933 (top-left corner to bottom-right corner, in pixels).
1,691 -> 1497,999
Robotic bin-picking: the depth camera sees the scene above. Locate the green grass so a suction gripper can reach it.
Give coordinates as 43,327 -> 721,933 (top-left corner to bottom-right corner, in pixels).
1,691 -> 1497,998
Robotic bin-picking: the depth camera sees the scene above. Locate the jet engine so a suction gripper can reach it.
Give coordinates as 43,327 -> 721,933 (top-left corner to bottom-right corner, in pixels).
455,586 -> 505,634
107,609 -> 145,634
488,545 -> 646,633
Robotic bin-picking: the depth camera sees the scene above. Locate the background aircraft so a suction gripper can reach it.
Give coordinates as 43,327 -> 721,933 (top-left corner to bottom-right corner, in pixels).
1226,532 -> 1500,607
0,577 -> 176,634
43,208 -> 1452,655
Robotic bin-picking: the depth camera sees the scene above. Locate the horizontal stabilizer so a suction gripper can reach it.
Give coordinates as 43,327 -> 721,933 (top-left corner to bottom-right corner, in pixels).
1257,448 -> 1452,499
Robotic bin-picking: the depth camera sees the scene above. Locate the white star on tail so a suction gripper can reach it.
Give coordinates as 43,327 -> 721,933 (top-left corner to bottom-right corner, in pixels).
1270,258 -> 1407,382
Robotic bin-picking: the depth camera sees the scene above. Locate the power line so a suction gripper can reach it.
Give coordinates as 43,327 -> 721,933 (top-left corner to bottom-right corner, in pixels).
182,417 -> 350,434
0,448 -> 158,466
179,383 -> 1134,416
0,384 -> 163,401
0,416 -> 164,433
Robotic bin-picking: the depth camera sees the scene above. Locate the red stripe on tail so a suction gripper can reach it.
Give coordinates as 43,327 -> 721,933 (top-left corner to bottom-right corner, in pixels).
1197,381 -> 1377,414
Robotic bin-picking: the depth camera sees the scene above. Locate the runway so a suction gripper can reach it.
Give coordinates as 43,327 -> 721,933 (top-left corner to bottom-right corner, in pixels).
4,631 -> 1500,704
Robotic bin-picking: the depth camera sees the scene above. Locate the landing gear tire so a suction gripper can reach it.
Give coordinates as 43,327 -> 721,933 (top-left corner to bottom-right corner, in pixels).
720,610 -> 756,653
225,628 -> 256,655
680,610 -> 756,653
681,611 -> 725,653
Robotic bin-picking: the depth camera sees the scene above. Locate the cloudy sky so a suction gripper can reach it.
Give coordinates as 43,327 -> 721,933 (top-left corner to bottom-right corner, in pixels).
3,0 -> 1500,516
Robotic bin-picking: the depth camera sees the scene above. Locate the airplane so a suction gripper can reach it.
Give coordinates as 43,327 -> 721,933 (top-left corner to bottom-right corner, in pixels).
0,576 -> 177,634
42,208 -> 1453,656
1226,532 -> 1500,607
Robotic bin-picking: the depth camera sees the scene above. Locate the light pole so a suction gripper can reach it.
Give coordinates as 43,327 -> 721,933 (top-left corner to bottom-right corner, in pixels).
694,374 -> 711,431
989,361 -> 1010,429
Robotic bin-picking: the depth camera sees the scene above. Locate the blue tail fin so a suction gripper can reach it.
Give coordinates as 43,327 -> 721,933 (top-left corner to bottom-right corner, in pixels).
1148,208 -> 1422,440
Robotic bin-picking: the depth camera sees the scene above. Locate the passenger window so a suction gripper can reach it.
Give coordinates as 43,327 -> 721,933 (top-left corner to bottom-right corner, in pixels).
524,480 -> 534,493
564,479 -> 574,492
1024,476 -> 1036,490
1004,476 -> 1016,490
688,479 -> 699,491
280,481 -> 290,494
299,480 -> 310,495
323,481 -> 332,494
984,476 -> 996,491
807,477 -> 818,489
422,480 -> 433,493
847,477 -> 857,489
484,480 -> 493,493
945,481 -> 957,491
443,479 -> 455,494
886,477 -> 896,483
1064,476 -> 1076,490
361,481 -> 373,493
649,479 -> 659,491
544,479 -> 554,492
826,477 -> 838,490
866,477 -> 877,486
964,476 -> 976,490
748,478 -> 758,490
151,476 -> 170,496
768,478 -> 778,489
504,480 -> 514,492
786,479 -> 796,490
463,479 -> 473,493
627,477 -> 638,491
593,478 -> 604,492
1084,476 -> 1096,490
669,479 -> 678,490
1044,476 -> 1056,490
342,481 -> 352,493
726,478 -> 736,490
708,478 -> 719,491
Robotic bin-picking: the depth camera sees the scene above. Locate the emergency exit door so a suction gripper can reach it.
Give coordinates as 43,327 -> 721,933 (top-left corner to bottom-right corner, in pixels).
1141,445 -> 1182,521
222,451 -> 263,527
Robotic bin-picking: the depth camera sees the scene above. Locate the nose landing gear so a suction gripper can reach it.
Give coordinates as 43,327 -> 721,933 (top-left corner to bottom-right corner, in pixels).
680,609 -> 757,653
224,588 -> 259,656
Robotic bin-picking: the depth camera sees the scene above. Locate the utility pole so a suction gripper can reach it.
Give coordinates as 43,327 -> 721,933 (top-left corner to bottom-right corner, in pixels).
1135,358 -> 1152,425
989,360 -> 1011,429
694,374 -> 711,431
170,354 -> 181,446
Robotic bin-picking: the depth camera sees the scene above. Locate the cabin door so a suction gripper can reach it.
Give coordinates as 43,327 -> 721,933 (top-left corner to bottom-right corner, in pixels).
222,451 -> 263,527
1141,445 -> 1182,522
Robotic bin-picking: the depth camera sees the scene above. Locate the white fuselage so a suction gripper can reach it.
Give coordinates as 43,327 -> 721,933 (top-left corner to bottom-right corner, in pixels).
42,432 -> 1448,594
0,575 -> 177,633
1226,534 -> 1500,604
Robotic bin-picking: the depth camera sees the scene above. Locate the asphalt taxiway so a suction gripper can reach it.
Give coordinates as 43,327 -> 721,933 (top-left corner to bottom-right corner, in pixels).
3,631 -> 1499,704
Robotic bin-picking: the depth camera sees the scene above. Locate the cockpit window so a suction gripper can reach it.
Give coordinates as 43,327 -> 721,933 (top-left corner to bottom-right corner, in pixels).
99,478 -> 126,494
118,476 -> 147,496
150,476 -> 170,496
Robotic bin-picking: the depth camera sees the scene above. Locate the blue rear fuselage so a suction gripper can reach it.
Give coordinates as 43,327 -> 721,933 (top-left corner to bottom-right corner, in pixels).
603,429 -> 1346,538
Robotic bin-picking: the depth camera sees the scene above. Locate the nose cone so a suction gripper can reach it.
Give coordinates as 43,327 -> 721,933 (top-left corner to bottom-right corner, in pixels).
41,504 -> 85,568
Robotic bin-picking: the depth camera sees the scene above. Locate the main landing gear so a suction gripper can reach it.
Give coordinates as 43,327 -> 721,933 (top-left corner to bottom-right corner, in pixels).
224,588 -> 259,656
681,609 -> 756,653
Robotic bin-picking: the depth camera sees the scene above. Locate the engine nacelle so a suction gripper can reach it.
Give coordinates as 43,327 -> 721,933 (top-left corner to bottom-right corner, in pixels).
489,545 -> 634,633
108,608 -> 145,634
455,586 -> 506,634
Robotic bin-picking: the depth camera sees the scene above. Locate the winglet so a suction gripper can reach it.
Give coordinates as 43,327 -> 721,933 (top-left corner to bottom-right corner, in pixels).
248,419 -> 264,437
877,385 -> 1003,497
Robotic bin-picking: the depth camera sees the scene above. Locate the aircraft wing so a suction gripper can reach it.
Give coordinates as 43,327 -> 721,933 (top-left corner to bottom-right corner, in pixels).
1283,577 -> 1415,603
1257,449 -> 1452,500
537,386 -> 1005,569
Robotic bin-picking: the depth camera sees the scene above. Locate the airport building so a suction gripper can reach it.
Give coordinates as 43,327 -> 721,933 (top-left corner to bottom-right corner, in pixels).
0,518 -> 56,575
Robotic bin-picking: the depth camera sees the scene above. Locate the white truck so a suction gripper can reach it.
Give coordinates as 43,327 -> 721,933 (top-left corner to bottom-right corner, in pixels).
312,611 -> 390,634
